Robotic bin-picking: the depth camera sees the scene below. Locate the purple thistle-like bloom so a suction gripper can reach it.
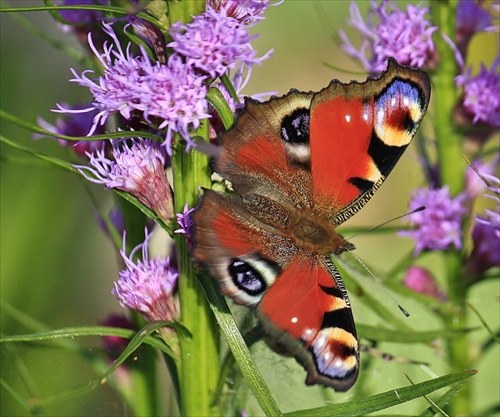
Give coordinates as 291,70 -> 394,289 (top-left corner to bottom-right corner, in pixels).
456,0 -> 499,58
207,0 -> 271,23
169,6 -> 270,79
455,59 -> 500,128
399,186 -> 467,256
75,138 -> 174,223
113,229 -> 179,323
55,0 -> 108,26
339,0 -> 438,72
175,203 -> 196,249
56,22 -> 210,154
467,169 -> 500,277
403,266 -> 446,301
37,104 -> 106,158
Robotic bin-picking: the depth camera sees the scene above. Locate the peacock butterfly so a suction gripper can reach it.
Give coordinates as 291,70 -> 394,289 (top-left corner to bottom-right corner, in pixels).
192,59 -> 431,391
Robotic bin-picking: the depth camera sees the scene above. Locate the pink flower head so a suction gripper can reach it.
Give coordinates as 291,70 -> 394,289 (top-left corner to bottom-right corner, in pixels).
112,229 -> 179,323
399,186 -> 467,256
339,0 -> 438,72
168,6 -> 271,79
75,138 -> 174,223
56,22 -> 210,154
456,59 -> 500,128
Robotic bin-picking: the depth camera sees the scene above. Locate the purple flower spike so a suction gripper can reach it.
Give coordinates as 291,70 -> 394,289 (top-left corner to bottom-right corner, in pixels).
56,22 -> 210,154
339,0 -> 438,72
169,6 -> 271,79
75,138 -> 174,223
399,186 -> 467,256
113,229 -> 179,323
456,59 -> 500,128
175,203 -> 196,249
466,169 -> 500,278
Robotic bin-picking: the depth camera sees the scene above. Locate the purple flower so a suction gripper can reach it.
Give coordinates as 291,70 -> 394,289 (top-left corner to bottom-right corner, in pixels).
55,0 -> 108,26
99,313 -> 136,358
207,0 -> 271,23
399,186 -> 467,256
56,22 -> 210,154
466,167 -> 500,278
339,0 -> 438,72
37,104 -> 107,158
112,229 -> 179,323
168,6 -> 271,79
456,0 -> 499,58
75,138 -> 174,223
455,59 -> 500,128
175,203 -> 196,249
403,266 -> 446,301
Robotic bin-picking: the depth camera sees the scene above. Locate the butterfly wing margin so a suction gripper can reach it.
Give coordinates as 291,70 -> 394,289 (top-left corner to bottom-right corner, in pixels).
256,254 -> 359,391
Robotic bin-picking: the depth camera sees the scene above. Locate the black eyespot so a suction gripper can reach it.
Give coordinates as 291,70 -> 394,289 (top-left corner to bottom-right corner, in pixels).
228,259 -> 267,295
280,108 -> 310,144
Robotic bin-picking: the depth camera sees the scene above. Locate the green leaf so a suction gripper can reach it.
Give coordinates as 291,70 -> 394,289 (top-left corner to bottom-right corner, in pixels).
357,324 -> 476,344
284,370 -> 477,417
207,86 -> 236,129
0,323 -> 181,359
200,274 -> 283,417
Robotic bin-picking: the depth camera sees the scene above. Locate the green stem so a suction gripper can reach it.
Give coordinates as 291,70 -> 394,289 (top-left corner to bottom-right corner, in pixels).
430,2 -> 470,415
172,120 -> 220,417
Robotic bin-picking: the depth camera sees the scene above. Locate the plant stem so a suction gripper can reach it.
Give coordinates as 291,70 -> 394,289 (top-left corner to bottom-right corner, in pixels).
430,2 -> 471,415
172,120 -> 220,417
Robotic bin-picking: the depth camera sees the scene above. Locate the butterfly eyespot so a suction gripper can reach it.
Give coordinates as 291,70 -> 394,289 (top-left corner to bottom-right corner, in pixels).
228,259 -> 267,295
280,108 -> 310,144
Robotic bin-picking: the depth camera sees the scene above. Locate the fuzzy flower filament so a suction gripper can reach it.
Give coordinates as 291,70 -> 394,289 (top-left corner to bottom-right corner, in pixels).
75,138 -> 174,223
169,6 -> 271,79
456,59 -> 500,128
339,0 -> 437,72
113,230 -> 179,324
56,22 -> 210,154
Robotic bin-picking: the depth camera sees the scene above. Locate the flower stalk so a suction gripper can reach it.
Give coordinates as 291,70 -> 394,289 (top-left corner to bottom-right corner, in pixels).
430,2 -> 470,415
171,121 -> 220,416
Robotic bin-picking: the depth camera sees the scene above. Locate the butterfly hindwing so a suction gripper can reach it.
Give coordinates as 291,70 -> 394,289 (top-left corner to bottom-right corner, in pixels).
257,254 -> 359,391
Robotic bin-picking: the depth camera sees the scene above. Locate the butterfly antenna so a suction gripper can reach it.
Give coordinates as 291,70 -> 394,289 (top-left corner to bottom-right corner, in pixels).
346,249 -> 410,317
347,205 -> 426,241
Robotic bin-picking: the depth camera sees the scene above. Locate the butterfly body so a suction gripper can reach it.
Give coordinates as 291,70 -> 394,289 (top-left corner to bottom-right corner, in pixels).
192,59 -> 430,391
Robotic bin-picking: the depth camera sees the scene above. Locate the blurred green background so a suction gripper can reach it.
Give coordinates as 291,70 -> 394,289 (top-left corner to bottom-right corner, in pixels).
1,1 -> 499,416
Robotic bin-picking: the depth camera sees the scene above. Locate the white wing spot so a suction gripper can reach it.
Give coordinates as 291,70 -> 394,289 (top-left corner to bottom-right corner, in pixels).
345,114 -> 351,123
291,316 -> 298,324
